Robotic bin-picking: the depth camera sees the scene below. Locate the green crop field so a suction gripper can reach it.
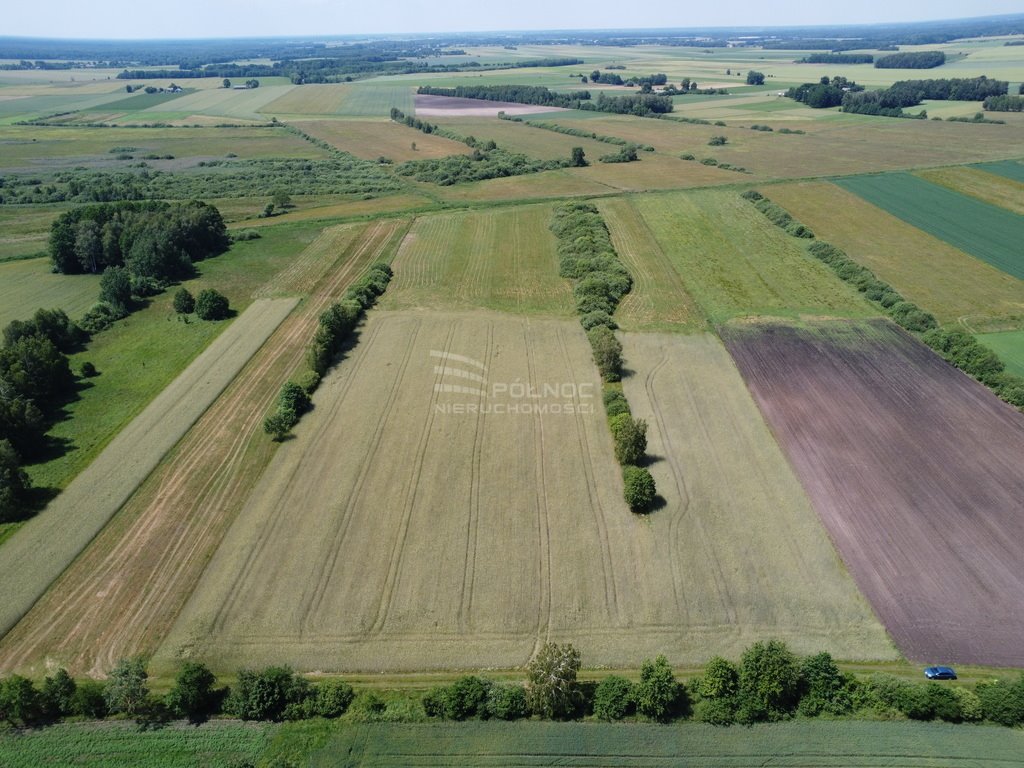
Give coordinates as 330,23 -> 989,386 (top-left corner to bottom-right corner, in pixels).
977,329 -> 1024,377
295,721 -> 1024,767
917,166 -> 1024,215
835,172 -> 1024,280
632,190 -> 876,323
975,159 -> 1024,183
0,721 -> 275,768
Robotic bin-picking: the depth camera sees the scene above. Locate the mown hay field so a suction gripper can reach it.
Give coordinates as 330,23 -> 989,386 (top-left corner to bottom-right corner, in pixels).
0,720 -> 274,768
916,165 -> 1024,215
835,172 -> 1024,280
157,312 -> 893,674
0,221 -> 409,677
262,82 -> 414,117
382,205 -> 573,315
724,320 -> 1024,666
293,118 -> 473,162
977,328 -> 1024,378
631,190 -> 875,324
597,197 -> 702,331
0,297 -> 298,646
140,83 -> 294,120
0,258 -> 99,327
305,721 -> 1024,768
768,180 -> 1024,329
432,168 -> 618,203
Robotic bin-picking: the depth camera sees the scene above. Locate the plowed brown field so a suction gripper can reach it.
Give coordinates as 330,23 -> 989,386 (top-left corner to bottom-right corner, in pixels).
723,320 -> 1024,666
0,220 -> 409,676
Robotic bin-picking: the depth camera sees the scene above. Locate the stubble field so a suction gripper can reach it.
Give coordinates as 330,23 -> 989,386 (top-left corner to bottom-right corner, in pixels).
724,320 -> 1024,666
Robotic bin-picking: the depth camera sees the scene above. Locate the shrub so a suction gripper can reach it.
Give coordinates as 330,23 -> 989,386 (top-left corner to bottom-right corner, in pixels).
635,656 -> 682,722
232,228 -> 261,241
737,640 -> 800,722
278,381 -> 311,415
296,369 -> 321,396
484,683 -> 529,720
701,158 -> 718,166
310,680 -> 354,718
785,222 -> 814,238
622,465 -> 656,511
708,135 -> 728,146
610,414 -> 647,465
195,289 -> 230,320
977,675 -> 1024,726
953,686 -> 983,722
798,652 -> 852,717
226,666 -> 311,721
79,302 -> 122,333
80,361 -> 97,377
41,668 -> 76,720
593,675 -> 634,721
104,657 -> 149,716
679,153 -> 695,160
0,675 -> 43,726
740,190 -> 763,201
173,287 -> 195,314
166,661 -> 219,724
602,388 -> 631,419
695,696 -> 738,725
587,325 -> 623,382
72,680 -> 108,719
263,408 -> 297,441
580,310 -> 617,331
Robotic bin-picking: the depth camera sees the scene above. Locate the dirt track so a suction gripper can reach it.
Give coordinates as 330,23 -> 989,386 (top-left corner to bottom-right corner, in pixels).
0,220 -> 408,676
0,297 -> 297,646
724,320 -> 1024,666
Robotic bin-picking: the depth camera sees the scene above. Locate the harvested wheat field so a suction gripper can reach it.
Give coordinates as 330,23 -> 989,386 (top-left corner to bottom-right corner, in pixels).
723,320 -> 1024,666
0,297 -> 298,645
0,221 -> 408,677
156,313 -> 894,674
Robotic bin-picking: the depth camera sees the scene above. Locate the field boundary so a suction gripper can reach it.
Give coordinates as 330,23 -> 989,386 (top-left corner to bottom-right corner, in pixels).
0,297 -> 298,641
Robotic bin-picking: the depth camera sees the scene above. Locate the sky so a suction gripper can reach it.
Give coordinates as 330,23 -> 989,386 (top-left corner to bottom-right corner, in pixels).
4,0 -> 1023,40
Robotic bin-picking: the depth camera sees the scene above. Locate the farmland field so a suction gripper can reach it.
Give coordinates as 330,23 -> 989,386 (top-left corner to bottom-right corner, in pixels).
0,221 -> 408,677
916,166 -> 1024,215
975,159 -> 1024,183
302,721 -> 1024,768
430,114 -> 611,160
0,720 -> 274,768
768,180 -> 1024,328
632,190 -> 875,323
382,205 -> 573,315
262,82 -> 414,117
0,258 -> 99,327
977,329 -> 1024,378
835,172 -> 1024,280
723,320 -> 1024,666
156,315 -> 893,675
0,298 -> 298,644
293,118 -> 474,162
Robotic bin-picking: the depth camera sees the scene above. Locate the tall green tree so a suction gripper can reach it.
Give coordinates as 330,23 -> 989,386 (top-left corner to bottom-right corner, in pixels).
166,662 -> 219,724
104,657 -> 149,716
634,655 -> 681,722
527,642 -> 581,719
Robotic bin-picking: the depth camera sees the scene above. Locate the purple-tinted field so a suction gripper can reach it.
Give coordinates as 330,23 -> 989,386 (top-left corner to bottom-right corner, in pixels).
723,320 -> 1024,666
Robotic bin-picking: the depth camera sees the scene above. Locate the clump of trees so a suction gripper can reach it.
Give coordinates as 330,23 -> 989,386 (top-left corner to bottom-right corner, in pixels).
598,144 -> 639,163
0,308 -> 82,520
746,71 -> 765,85
423,676 -> 529,721
875,51 -> 945,68
983,94 -> 1024,111
837,76 -> 1007,117
787,76 -> 862,109
799,53 -> 874,64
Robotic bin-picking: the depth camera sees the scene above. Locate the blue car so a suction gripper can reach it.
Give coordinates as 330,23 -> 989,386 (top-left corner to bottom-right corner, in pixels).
924,666 -> 957,680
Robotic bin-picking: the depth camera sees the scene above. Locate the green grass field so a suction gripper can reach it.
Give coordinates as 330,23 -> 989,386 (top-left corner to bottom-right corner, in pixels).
296,721 -> 1024,767
0,258 -> 100,328
26,221 -> 323,492
0,721 -> 275,768
631,190 -> 876,324
835,172 -> 1024,280
977,329 -> 1024,378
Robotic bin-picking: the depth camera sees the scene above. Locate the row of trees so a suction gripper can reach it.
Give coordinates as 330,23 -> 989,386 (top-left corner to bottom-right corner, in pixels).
264,263 -> 394,441
4,643 -> 1024,729
799,53 -> 874,64
982,94 -> 1024,111
416,84 -> 590,109
875,51 -> 945,68
549,203 -> 656,511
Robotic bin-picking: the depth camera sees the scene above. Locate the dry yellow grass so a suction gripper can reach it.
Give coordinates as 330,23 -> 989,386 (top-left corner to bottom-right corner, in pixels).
293,118 -> 473,162
768,181 -> 1024,328
0,298 -> 299,646
915,166 -> 1024,215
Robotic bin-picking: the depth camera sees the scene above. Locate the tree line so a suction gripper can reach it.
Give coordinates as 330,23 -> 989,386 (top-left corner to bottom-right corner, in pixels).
4,641 -> 1024,729
414,85 -> 674,116
550,203 -> 657,511
264,263 -> 394,441
788,75 -> 1007,118
875,51 -> 945,68
799,53 -> 874,64
982,94 -> 1024,111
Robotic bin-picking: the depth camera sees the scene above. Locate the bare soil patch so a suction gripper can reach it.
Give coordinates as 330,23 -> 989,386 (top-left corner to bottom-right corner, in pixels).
723,319 -> 1024,666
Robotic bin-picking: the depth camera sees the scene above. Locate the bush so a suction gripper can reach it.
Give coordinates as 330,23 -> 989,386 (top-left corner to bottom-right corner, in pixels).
263,408 -> 297,441
227,667 -> 311,721
587,325 -> 622,382
232,228 -> 262,241
310,680 -> 354,718
622,465 -> 656,511
72,680 -> 108,719
737,640 -> 800,722
635,656 -> 682,722
99,266 -> 133,315
0,675 -> 43,726
740,190 -> 763,201
166,661 -> 219,724
172,287 -> 195,314
41,669 -> 76,720
580,310 -> 617,331
602,388 -> 631,419
79,302 -> 122,333
80,361 -> 97,377
708,135 -> 728,146
610,414 -> 647,465
977,676 -> 1024,726
785,222 -> 814,238
195,289 -> 230,320
798,652 -> 852,717
295,369 -> 321,396
483,683 -> 529,720
593,675 -> 634,721
679,153 -> 695,160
